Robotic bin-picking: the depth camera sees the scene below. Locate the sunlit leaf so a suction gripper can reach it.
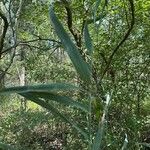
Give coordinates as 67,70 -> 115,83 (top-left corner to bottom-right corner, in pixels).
121,134 -> 128,150
49,5 -> 91,82
25,91 -> 89,112
92,124 -> 104,150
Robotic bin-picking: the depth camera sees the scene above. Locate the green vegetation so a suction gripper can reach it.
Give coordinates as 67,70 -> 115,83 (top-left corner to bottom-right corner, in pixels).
0,0 -> 149,149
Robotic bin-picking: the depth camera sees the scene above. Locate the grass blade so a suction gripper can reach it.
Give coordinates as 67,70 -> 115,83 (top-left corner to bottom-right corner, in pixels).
0,83 -> 78,95
49,5 -> 91,82
92,93 -> 111,150
139,143 -> 150,148
20,92 -> 89,140
26,91 -> 89,112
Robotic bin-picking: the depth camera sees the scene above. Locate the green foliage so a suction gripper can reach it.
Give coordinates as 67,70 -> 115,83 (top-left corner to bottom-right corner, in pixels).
19,92 -> 89,139
23,91 -> 89,112
0,83 -> 89,140
0,103 -> 88,149
0,0 -> 150,149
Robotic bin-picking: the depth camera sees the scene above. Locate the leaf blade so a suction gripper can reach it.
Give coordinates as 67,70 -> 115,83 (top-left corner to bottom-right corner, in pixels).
121,134 -> 128,150
26,91 -> 89,112
84,23 -> 93,55
20,92 -> 89,140
49,5 -> 91,82
92,94 -> 111,150
0,83 -> 78,95
0,142 -> 15,150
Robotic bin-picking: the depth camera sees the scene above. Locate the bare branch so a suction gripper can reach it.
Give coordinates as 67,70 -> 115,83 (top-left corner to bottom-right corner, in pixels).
1,38 -> 61,55
19,38 -> 61,45
101,0 -> 135,80
61,0 -> 82,47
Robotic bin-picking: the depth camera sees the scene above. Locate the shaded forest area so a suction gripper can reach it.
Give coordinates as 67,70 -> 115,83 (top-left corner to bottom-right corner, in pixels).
0,0 -> 150,149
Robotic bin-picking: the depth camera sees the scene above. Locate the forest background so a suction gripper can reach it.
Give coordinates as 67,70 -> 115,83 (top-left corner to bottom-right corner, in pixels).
0,0 -> 150,149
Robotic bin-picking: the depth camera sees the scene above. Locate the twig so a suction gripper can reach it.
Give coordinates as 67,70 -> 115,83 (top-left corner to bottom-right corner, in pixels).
1,38 -> 61,55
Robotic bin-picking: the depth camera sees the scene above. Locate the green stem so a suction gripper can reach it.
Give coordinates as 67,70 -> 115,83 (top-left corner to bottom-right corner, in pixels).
88,93 -> 92,150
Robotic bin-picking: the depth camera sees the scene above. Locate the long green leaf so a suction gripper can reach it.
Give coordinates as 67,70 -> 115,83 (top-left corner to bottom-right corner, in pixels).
84,23 -> 93,55
139,143 -> 150,148
0,83 -> 78,95
25,91 -> 89,112
49,5 -> 91,82
92,124 -> 103,150
92,94 -> 111,150
20,92 -> 89,140
0,142 -> 15,150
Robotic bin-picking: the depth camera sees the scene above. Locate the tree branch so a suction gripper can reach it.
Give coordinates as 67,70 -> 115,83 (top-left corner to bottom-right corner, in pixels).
61,0 -> 81,48
101,0 -> 135,80
0,10 -> 8,57
1,38 -> 61,55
